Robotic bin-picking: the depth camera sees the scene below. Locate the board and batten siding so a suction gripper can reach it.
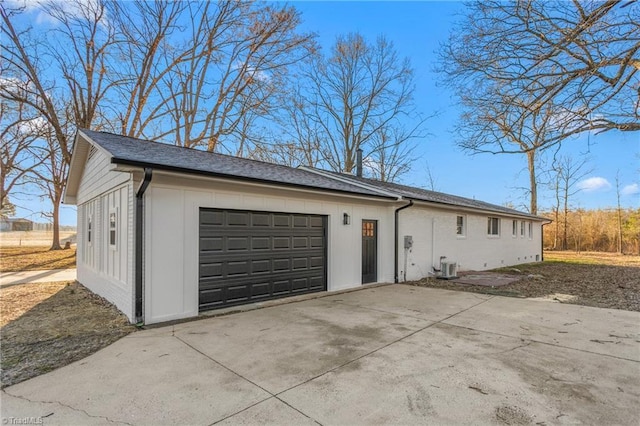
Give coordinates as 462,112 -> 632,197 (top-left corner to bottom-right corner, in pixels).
397,206 -> 542,281
143,174 -> 395,324
76,146 -> 135,321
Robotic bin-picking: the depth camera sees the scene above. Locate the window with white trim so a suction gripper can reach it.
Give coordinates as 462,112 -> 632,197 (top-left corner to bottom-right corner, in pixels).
528,221 -> 533,239
520,220 -> 525,237
512,220 -> 517,237
109,209 -> 117,248
487,217 -> 500,236
456,215 -> 466,236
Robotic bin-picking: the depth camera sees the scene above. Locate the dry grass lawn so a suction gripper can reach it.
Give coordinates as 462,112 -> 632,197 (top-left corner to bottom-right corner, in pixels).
0,282 -> 135,388
0,246 -> 76,272
412,251 -> 640,312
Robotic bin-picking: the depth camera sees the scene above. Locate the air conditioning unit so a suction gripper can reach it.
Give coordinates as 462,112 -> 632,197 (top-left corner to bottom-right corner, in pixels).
439,261 -> 458,279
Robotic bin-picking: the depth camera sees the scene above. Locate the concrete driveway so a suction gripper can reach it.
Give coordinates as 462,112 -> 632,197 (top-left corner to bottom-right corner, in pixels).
2,285 -> 639,425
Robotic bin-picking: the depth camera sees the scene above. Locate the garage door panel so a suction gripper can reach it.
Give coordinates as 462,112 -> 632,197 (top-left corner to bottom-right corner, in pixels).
292,257 -> 308,270
200,210 -> 224,225
227,212 -> 250,226
251,213 -> 270,227
251,237 -> 270,250
199,208 -> 327,311
273,258 -> 290,271
309,216 -> 324,228
273,214 -> 291,227
273,237 -> 291,249
227,237 -> 249,251
200,262 -> 223,278
310,236 -> 323,248
200,237 -> 223,251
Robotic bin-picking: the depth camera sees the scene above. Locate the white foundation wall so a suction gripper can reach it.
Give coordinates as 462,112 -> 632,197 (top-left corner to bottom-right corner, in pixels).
398,206 -> 542,281
77,182 -> 135,321
143,175 -> 395,324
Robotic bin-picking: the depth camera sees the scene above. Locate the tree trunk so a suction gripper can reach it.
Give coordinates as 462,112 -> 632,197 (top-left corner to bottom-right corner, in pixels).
616,175 -> 623,254
50,192 -> 62,250
526,151 -> 537,215
562,190 -> 569,251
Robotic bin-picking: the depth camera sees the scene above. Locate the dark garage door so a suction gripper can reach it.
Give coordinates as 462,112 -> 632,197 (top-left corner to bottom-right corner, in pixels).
199,208 -> 327,311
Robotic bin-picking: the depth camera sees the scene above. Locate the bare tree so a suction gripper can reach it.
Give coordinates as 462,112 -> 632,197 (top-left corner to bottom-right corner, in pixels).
615,171 -> 624,254
549,155 -> 592,250
28,124 -> 70,250
301,33 -> 425,178
439,1 -> 639,150
1,1 -> 115,248
365,127 -> 416,182
0,98 -> 46,213
450,84 -> 564,213
111,1 -> 314,152
1,0 -> 314,248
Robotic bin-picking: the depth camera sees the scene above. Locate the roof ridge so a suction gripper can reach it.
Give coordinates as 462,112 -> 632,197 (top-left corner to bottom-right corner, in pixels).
80,128 -> 315,173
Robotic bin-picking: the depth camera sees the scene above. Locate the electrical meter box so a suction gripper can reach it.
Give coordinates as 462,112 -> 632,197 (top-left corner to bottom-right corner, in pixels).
404,235 -> 413,249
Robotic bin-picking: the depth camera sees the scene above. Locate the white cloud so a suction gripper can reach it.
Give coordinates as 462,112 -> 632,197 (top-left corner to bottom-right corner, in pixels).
5,0 -> 106,26
622,183 -> 639,196
577,177 -> 612,192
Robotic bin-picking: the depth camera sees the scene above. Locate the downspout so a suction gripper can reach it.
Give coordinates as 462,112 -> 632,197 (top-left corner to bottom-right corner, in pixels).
394,199 -> 414,283
135,168 -> 153,325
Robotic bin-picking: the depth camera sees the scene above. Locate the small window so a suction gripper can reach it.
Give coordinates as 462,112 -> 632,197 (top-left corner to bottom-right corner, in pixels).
520,221 -> 525,237
109,209 -> 117,248
487,217 -> 500,236
87,214 -> 92,244
528,222 -> 533,238
456,215 -> 465,236
512,220 -> 517,237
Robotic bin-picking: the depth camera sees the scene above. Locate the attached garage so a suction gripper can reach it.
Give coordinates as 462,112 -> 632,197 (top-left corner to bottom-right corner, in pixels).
199,208 -> 327,310
65,129 -> 546,325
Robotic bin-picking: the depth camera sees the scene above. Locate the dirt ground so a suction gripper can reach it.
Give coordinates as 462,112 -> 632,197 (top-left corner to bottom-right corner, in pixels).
411,251 -> 640,312
0,281 -> 135,388
0,246 -> 77,272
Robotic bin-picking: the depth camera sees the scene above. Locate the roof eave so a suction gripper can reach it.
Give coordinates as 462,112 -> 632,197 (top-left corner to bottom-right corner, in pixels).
110,157 -> 398,201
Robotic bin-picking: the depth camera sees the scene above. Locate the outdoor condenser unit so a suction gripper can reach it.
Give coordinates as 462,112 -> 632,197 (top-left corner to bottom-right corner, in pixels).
439,261 -> 458,279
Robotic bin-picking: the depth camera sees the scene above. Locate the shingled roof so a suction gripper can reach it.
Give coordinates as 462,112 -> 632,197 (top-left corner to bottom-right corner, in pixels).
76,129 -> 395,200
69,130 -> 542,220
306,168 -> 542,219
308,169 -> 547,220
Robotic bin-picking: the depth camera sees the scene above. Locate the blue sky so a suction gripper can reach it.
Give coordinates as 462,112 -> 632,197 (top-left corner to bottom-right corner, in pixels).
11,1 -> 640,226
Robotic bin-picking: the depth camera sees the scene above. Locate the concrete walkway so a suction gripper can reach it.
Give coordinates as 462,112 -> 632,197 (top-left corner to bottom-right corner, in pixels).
0,269 -> 76,287
2,285 -> 639,425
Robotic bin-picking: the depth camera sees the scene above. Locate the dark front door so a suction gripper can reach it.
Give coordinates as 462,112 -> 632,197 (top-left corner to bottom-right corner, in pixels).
362,219 -> 377,283
199,208 -> 327,311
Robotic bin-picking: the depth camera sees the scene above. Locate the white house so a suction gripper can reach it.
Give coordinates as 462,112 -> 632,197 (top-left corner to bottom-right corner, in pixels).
64,130 -> 547,325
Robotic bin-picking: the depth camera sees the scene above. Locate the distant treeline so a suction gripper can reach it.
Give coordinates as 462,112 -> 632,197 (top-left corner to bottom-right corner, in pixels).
541,208 -> 639,255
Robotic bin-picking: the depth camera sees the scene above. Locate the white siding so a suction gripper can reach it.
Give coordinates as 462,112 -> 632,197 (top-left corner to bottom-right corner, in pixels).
143,174 -> 395,324
76,148 -> 129,205
397,205 -> 542,281
77,182 -> 135,321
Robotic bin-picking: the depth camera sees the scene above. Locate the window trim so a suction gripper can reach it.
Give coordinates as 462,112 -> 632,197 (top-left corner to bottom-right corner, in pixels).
520,220 -> 525,238
528,221 -> 533,239
487,217 -> 500,237
456,215 -> 466,238
512,219 -> 517,238
109,208 -> 118,250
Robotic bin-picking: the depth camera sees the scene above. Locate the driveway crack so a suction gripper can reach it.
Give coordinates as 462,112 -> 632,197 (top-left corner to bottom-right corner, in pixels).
172,335 -> 322,426
1,390 -> 132,425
